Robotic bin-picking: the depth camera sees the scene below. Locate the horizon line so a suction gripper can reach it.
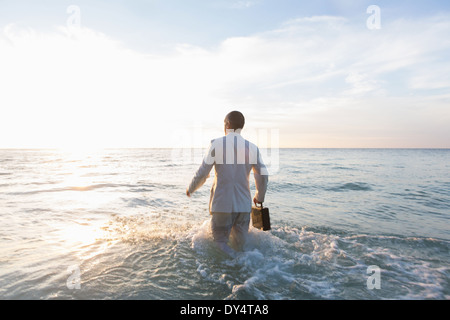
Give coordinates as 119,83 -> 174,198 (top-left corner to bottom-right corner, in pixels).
1,147 -> 449,150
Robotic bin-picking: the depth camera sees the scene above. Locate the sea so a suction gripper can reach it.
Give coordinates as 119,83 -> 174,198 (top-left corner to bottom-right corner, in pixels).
0,148 -> 449,300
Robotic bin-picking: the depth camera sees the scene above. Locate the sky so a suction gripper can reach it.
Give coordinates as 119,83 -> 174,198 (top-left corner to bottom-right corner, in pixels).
0,0 -> 449,149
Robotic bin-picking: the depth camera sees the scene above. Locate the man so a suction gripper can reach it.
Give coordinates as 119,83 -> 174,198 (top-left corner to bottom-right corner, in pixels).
186,111 -> 268,257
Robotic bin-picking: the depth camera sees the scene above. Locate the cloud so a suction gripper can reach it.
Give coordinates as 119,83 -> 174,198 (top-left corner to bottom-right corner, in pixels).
207,14 -> 450,147
1,12 -> 449,148
0,25 -> 226,148
229,0 -> 261,9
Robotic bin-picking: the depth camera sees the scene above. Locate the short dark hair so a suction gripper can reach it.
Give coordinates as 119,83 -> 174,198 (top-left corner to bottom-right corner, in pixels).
224,111 -> 245,130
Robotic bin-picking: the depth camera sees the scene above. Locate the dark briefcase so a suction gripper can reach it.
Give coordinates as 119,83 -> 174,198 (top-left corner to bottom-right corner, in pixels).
251,203 -> 271,231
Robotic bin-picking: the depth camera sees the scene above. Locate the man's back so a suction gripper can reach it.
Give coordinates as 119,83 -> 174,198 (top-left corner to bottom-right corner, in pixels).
188,131 -> 268,213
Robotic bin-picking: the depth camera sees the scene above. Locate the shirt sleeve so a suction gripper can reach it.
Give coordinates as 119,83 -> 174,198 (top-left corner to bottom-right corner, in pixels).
187,142 -> 214,195
253,148 -> 269,203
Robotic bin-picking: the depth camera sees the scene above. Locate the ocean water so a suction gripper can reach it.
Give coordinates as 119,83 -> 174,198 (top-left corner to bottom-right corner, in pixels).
0,148 -> 449,300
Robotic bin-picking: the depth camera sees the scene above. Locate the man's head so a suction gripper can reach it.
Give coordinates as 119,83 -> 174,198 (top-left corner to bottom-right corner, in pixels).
224,111 -> 245,132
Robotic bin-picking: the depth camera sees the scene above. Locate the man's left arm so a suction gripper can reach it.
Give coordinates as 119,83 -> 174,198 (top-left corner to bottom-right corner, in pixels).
186,142 -> 215,196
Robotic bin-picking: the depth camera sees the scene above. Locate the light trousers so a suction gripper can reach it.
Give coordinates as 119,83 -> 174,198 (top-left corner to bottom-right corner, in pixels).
211,212 -> 250,255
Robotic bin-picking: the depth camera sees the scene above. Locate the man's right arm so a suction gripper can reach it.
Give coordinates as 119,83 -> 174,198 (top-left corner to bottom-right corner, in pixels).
253,148 -> 268,203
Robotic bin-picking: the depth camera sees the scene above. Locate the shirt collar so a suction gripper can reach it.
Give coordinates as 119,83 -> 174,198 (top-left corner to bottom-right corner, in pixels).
225,129 -> 242,135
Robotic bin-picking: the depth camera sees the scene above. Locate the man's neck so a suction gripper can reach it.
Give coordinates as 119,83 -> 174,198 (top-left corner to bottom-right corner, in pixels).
225,128 -> 242,135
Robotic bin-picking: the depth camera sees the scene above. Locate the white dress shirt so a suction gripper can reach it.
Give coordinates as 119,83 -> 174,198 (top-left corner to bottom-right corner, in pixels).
188,131 -> 268,213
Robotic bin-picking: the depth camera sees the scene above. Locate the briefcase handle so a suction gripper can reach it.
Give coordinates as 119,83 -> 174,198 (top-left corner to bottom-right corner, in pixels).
254,202 -> 264,209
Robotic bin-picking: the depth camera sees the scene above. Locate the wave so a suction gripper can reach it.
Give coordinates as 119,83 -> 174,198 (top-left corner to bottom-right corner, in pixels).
6,183 -> 120,195
268,181 -> 307,193
261,181 -> 374,194
190,223 -> 449,300
327,182 -> 372,192
6,182 -> 177,196
331,166 -> 357,170
5,210 -> 447,300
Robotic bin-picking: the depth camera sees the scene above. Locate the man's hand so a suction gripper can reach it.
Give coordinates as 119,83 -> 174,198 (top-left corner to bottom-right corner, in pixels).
186,188 -> 191,197
253,197 -> 262,206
